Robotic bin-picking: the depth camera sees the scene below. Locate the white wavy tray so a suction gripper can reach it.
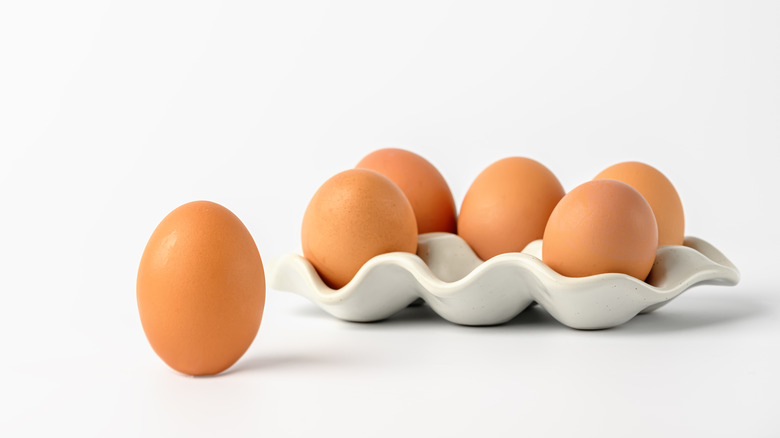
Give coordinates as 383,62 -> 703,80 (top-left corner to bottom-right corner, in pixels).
268,233 -> 739,329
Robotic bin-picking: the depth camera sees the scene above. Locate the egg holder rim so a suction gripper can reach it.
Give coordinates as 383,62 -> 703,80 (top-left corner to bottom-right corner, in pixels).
268,232 -> 740,329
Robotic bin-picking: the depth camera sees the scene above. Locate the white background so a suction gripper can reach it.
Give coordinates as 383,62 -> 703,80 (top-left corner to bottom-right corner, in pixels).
2,1 -> 779,436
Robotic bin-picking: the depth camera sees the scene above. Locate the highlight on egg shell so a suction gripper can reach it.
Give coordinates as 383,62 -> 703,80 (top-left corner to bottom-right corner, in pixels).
137,201 -> 266,376
356,148 -> 457,234
301,168 -> 418,289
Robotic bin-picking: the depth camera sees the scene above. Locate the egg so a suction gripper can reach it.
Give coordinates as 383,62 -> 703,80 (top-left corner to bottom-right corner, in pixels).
542,180 -> 658,280
301,169 -> 418,289
137,201 -> 265,376
457,157 -> 565,260
594,161 -> 685,246
356,148 -> 457,234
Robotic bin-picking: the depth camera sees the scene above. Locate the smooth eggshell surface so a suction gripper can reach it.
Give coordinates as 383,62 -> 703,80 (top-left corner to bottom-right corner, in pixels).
301,169 -> 418,289
543,179 -> 658,280
457,157 -> 565,260
137,201 -> 266,376
595,161 -> 685,246
356,148 -> 457,234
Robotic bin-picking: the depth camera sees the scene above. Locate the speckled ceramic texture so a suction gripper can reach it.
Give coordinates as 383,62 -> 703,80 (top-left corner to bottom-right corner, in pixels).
268,233 -> 739,329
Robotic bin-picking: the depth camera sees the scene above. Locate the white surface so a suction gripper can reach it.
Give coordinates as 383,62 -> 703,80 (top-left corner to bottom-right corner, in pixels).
1,1 -> 778,436
270,234 -> 740,328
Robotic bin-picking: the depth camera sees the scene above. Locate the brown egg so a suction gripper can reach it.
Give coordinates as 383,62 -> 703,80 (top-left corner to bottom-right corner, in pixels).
457,157 -> 565,260
302,169 -> 418,289
594,161 -> 685,246
356,148 -> 457,234
137,201 -> 265,376
543,180 -> 658,280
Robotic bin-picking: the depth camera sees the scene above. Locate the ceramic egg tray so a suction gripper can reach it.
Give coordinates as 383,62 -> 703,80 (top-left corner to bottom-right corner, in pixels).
268,233 -> 739,329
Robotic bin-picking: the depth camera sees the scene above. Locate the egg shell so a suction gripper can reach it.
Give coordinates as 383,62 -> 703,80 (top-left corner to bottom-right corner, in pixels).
356,148 -> 457,234
301,168 -> 418,289
137,201 -> 265,376
595,161 -> 685,246
542,179 -> 658,280
457,157 -> 565,260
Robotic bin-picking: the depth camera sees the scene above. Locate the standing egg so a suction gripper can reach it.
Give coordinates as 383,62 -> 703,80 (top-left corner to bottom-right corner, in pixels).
137,201 -> 265,376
